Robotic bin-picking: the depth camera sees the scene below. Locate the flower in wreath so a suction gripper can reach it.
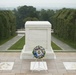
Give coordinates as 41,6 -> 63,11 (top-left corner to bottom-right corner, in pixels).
32,45 -> 46,59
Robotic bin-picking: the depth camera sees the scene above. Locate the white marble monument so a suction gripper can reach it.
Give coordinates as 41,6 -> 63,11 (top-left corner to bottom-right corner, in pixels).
20,21 -> 56,59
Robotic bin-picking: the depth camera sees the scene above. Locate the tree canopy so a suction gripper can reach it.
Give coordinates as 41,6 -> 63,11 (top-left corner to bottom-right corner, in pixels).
0,10 -> 16,41
14,5 -> 55,29
52,8 -> 76,48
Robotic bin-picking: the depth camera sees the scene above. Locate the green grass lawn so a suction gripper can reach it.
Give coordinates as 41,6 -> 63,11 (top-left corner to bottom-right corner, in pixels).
51,41 -> 62,50
8,36 -> 62,51
0,34 -> 17,45
8,36 -> 25,50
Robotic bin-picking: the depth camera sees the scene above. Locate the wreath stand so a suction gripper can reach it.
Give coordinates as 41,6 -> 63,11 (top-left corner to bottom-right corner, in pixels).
30,58 -> 48,72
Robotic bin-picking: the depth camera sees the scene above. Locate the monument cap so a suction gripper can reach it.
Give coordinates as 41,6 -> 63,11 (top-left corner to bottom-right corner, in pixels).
25,21 -> 51,28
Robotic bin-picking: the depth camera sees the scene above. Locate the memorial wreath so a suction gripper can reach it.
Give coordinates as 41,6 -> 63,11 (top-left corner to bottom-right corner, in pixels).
32,45 -> 46,59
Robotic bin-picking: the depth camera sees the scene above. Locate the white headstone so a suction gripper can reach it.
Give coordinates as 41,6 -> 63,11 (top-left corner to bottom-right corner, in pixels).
20,21 -> 56,59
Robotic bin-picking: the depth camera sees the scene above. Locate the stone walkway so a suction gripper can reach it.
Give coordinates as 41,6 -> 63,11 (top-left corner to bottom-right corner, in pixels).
0,52 -> 76,75
51,35 -> 76,51
0,35 -> 23,51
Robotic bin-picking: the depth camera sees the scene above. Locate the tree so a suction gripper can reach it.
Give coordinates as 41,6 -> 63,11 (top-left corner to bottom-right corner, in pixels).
23,17 -> 38,22
0,10 -> 16,41
14,5 -> 38,29
52,8 -> 76,48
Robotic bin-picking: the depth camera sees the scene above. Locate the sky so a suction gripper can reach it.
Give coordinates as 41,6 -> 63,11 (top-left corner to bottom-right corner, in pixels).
0,0 -> 76,9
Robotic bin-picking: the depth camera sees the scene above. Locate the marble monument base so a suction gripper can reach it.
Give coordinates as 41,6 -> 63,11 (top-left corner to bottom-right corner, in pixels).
20,45 -> 56,59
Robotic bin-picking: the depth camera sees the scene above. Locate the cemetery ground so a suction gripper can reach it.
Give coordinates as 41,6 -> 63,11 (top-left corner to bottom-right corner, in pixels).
0,35 -> 76,75
0,52 -> 76,75
0,35 -> 23,51
0,34 -> 17,45
8,36 -> 25,50
8,35 -> 76,51
8,36 -> 62,51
